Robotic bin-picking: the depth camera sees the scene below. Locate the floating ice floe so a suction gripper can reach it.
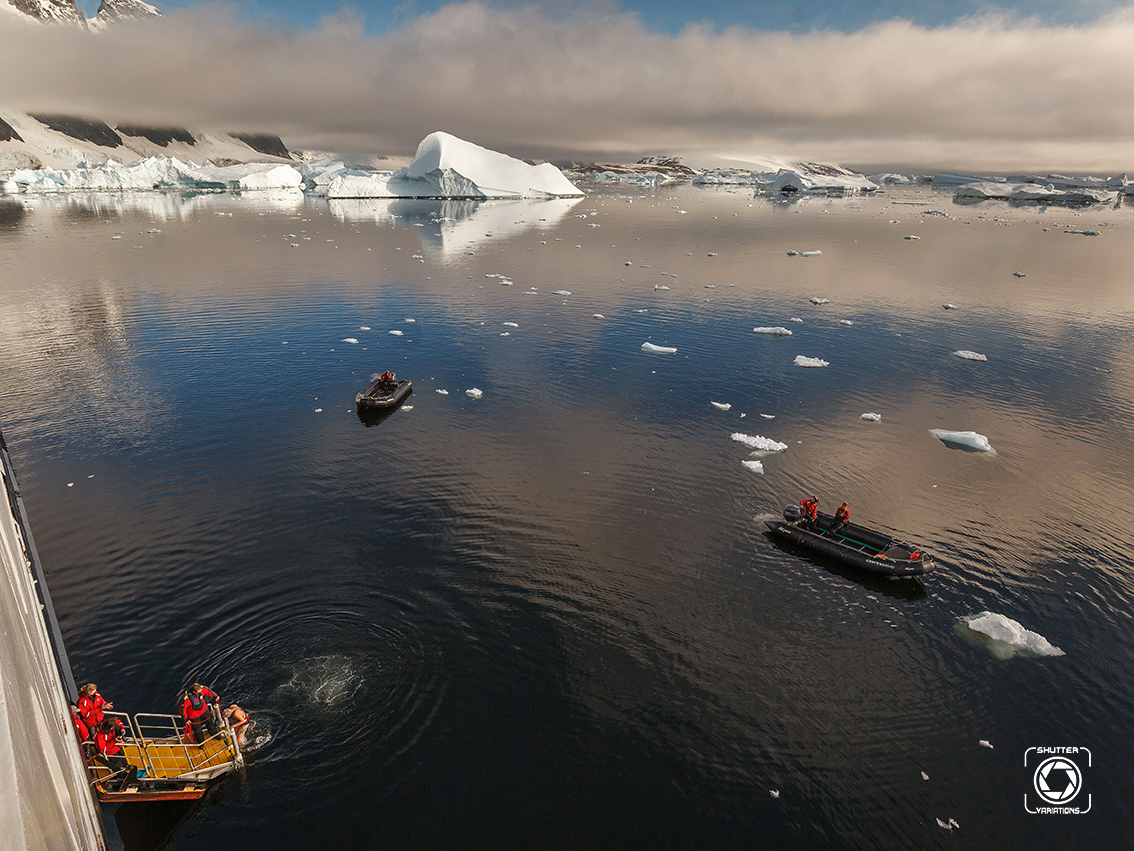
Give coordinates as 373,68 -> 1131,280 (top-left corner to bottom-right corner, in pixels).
930,429 -> 994,452
388,330 -> 404,336
730,433 -> 787,453
760,414 -> 775,419
761,168 -> 876,194
861,413 -> 881,422
921,771 -> 930,781
466,388 -> 483,399
1065,229 -> 1100,236
953,350 -> 987,361
753,327 -> 792,336
503,322 -> 519,327
936,818 -> 961,831
326,132 -> 582,199
943,303 -> 958,310
958,612 -> 1065,660
838,320 -> 854,326
903,235 -> 920,240
711,401 -> 732,411
436,389 -> 449,395
552,289 -> 572,296
1013,271 -> 1026,277
655,284 -> 670,291
794,355 -> 829,368
742,460 -> 764,474
342,338 -> 359,344
979,740 -> 994,749
809,297 -> 829,305
593,313 -> 605,319
641,342 -> 677,354
789,317 -> 803,323
788,249 -> 822,257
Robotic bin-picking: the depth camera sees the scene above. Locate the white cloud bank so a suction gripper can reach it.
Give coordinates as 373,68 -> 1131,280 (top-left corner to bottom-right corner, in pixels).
3,2 -> 1134,171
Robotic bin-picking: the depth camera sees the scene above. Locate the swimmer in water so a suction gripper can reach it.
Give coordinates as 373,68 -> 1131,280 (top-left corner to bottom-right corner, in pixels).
223,704 -> 252,746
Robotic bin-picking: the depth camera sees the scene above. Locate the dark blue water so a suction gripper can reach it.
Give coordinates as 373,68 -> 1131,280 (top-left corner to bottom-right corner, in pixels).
1,185 -> 1132,848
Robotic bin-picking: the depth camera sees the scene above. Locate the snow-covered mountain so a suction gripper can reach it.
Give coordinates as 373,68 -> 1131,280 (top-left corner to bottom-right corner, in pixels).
6,0 -> 86,27
4,0 -> 162,28
88,0 -> 162,30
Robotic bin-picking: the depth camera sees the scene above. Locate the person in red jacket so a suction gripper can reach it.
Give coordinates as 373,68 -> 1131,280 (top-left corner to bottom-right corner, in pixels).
180,683 -> 221,744
799,497 -> 819,526
77,683 -> 113,730
833,502 -> 850,529
94,718 -> 135,789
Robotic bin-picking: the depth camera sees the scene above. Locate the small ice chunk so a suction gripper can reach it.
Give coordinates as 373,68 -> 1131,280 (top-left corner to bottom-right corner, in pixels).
624,261 -> 633,266
760,414 -> 775,419
655,284 -> 670,291
921,771 -> 930,781
903,235 -> 920,240
838,320 -> 854,326
943,303 -> 958,309
593,313 -> 605,319
707,252 -> 718,256
753,327 -> 792,336
794,355 -> 829,368
979,740 -> 994,749
388,330 -> 404,336
790,317 -> 803,323
436,389 -> 449,395
769,790 -> 780,798
953,350 -> 987,361
1065,229 -> 1099,236
1013,271 -> 1026,277
799,250 -> 822,257
405,318 -> 415,323
466,388 -> 483,399
742,460 -> 764,473
809,297 -> 830,305
711,401 -> 731,411
730,433 -> 787,453
861,413 -> 881,422
500,332 -> 510,336
146,228 -> 161,234
342,338 -> 359,344
359,326 -> 371,331
552,290 -> 572,296
961,612 -> 1065,660
400,405 -> 413,411
503,322 -> 519,327
936,818 -> 960,830
786,250 -> 798,256
641,342 -> 677,354
930,429 -> 994,452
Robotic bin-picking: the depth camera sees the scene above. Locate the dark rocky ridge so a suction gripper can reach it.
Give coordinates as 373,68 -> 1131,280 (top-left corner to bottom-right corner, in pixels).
230,133 -> 292,159
0,117 -> 23,144
30,115 -> 123,148
117,125 -> 195,146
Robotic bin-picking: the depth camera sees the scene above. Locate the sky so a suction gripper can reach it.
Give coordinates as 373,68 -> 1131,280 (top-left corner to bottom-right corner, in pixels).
7,0 -> 1134,172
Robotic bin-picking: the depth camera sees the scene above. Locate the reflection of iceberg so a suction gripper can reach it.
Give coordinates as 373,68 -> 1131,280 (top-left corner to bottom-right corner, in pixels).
327,196 -> 581,258
957,612 -> 1064,660
326,132 -> 582,199
45,189 -> 304,221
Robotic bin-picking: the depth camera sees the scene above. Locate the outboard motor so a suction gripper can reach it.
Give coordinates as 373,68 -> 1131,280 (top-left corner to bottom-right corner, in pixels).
782,503 -> 802,523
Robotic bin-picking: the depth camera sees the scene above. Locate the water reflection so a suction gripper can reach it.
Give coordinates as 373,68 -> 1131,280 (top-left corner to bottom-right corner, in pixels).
326,195 -> 582,257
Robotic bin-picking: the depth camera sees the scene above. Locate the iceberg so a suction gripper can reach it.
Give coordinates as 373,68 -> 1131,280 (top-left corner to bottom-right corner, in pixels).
860,413 -> 881,422
10,156 -> 302,193
753,327 -> 792,336
959,612 -> 1065,660
759,168 -> 876,194
808,297 -> 829,305
327,132 -> 582,199
711,402 -> 731,411
953,350 -> 987,361
641,342 -> 677,354
730,433 -> 787,453
930,429 -> 994,452
954,181 -> 1118,204
742,460 -> 764,474
466,388 -> 483,399
794,355 -> 829,368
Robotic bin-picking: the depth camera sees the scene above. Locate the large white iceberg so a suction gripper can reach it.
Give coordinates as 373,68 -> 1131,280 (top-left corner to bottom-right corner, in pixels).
10,156 -> 302,193
760,168 -> 876,194
327,132 -> 583,199
954,181 -> 1118,204
958,612 -> 1065,660
794,355 -> 829,368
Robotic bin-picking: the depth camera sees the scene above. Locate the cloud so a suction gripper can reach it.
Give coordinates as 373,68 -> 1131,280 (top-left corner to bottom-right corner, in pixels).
2,1 -> 1134,171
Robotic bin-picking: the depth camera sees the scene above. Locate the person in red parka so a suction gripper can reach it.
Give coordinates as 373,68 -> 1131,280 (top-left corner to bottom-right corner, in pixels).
180,683 -> 221,744
77,683 -> 113,730
94,718 -> 134,788
834,502 -> 850,529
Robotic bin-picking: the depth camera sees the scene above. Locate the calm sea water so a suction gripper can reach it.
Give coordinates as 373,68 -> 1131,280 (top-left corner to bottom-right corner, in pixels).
1,183 -> 1132,849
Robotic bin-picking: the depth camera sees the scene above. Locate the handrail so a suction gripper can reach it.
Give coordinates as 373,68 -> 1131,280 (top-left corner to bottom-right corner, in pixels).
88,707 -> 241,783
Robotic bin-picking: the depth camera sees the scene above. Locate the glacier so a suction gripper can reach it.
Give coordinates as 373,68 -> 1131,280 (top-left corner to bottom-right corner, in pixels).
10,156 -> 302,193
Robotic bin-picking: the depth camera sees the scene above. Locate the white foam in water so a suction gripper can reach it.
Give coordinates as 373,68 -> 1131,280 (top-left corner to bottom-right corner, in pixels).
730,433 -> 787,453
861,413 -> 882,422
711,401 -> 732,411
641,342 -> 677,354
960,611 -> 1065,660
466,388 -> 483,398
794,355 -> 829,368
742,460 -> 764,474
930,429 -> 994,452
753,327 -> 792,336
809,297 -> 830,305
953,350 -> 987,361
